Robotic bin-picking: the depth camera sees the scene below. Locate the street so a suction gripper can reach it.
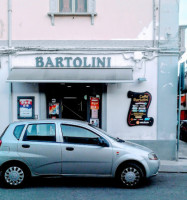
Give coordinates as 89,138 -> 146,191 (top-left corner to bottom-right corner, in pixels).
0,173 -> 186,200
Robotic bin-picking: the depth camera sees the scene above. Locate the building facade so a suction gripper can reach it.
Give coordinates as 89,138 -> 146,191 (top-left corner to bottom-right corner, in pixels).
0,0 -> 179,159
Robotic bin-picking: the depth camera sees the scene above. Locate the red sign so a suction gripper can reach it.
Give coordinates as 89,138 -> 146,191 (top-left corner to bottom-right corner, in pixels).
90,97 -> 99,110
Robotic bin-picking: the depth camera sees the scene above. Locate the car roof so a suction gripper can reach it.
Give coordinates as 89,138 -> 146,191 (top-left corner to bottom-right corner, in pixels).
11,119 -> 89,126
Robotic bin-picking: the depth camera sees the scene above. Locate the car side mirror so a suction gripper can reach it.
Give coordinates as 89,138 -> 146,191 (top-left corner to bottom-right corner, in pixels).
98,137 -> 108,147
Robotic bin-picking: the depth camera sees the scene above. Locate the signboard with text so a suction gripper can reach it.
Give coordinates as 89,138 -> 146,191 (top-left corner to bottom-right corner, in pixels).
17,97 -> 35,119
12,53 -> 135,69
90,97 -> 100,110
127,91 -> 154,126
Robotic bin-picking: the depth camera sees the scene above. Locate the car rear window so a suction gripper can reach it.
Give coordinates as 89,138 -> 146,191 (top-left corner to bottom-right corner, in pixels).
13,125 -> 25,140
23,123 -> 56,142
0,125 -> 9,139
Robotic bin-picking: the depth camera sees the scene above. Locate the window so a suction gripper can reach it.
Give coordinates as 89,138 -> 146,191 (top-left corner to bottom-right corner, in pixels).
13,125 -> 25,140
49,0 -> 96,25
59,0 -> 87,13
23,124 -> 56,142
61,124 -> 100,145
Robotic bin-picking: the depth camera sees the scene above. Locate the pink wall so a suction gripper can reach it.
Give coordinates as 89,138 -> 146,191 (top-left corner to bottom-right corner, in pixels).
1,0 -> 153,40
0,0 -> 8,40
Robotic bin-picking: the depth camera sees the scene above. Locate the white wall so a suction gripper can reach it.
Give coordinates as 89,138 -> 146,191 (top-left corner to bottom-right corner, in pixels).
12,83 -> 40,121
107,58 -> 158,140
0,56 -> 10,134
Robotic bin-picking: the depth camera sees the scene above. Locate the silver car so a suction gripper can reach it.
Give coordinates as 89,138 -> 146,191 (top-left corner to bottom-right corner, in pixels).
0,119 -> 160,188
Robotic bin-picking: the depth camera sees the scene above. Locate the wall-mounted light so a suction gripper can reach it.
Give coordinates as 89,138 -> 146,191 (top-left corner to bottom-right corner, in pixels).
138,78 -> 147,82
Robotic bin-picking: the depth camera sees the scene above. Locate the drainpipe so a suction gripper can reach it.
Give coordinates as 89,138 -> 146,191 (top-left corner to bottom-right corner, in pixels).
152,0 -> 156,47
8,0 -> 12,123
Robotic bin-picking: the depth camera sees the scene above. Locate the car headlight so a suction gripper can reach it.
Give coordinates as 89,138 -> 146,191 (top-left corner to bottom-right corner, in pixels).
148,152 -> 158,160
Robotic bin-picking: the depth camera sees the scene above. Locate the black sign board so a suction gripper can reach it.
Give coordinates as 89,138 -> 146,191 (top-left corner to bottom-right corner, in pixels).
127,91 -> 154,126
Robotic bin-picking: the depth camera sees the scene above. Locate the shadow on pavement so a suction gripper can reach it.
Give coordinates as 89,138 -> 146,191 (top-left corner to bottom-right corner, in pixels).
20,176 -> 155,189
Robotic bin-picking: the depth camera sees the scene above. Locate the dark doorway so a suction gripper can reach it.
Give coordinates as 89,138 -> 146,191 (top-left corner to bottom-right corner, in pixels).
40,83 -> 105,127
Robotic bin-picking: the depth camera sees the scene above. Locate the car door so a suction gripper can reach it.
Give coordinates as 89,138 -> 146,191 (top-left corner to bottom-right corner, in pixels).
60,124 -> 113,175
17,123 -> 62,175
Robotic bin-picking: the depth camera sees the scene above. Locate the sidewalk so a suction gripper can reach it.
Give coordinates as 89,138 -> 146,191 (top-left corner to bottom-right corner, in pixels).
159,140 -> 187,173
159,159 -> 187,173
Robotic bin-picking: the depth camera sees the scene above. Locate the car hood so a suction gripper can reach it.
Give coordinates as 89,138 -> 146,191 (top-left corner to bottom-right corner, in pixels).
125,141 -> 152,152
113,140 -> 153,154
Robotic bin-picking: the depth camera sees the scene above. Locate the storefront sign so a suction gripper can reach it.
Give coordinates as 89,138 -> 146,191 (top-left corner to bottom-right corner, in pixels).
17,97 -> 35,119
127,91 -> 154,126
36,56 -> 111,68
90,97 -> 99,110
13,53 -> 134,69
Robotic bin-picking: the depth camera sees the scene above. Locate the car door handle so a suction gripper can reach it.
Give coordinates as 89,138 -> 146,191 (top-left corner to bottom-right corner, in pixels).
22,144 -> 30,148
66,147 -> 74,151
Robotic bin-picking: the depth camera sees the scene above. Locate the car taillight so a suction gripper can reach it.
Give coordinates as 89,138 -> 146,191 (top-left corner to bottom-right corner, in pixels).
0,140 -> 2,147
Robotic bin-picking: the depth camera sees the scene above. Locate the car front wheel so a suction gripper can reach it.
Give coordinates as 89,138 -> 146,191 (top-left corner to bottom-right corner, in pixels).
117,162 -> 145,188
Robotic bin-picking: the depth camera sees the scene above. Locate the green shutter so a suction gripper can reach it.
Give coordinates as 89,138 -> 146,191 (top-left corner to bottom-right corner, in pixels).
59,0 -> 63,12
85,0 -> 87,12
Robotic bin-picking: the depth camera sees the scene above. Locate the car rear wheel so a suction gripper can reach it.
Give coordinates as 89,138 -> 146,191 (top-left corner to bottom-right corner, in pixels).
1,164 -> 29,188
117,162 -> 144,188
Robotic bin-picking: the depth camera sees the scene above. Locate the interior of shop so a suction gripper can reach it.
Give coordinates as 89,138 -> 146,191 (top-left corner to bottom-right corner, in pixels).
39,83 -> 106,128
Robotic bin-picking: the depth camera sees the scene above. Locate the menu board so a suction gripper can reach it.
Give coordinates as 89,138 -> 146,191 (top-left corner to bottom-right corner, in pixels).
127,91 -> 154,126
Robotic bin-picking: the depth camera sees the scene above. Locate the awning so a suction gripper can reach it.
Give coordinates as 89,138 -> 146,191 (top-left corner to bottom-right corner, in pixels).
7,68 -> 133,83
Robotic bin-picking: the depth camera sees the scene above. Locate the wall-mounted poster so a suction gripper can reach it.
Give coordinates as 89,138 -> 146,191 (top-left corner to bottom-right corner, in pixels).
90,118 -> 99,127
127,91 -> 154,126
90,97 -> 99,110
17,97 -> 35,119
49,103 -> 59,115
91,109 -> 98,119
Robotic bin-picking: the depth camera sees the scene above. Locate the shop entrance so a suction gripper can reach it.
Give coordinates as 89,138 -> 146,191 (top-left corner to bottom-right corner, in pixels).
42,84 -> 104,127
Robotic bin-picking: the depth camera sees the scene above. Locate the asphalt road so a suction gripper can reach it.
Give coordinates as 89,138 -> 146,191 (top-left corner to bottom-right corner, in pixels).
0,173 -> 186,200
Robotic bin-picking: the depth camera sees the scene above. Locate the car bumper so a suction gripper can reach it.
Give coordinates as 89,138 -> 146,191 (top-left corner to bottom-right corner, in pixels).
146,159 -> 160,178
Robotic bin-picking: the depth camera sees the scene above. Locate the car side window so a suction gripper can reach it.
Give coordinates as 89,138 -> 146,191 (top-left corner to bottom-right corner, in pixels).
23,123 -> 56,142
61,124 -> 100,145
13,125 -> 25,140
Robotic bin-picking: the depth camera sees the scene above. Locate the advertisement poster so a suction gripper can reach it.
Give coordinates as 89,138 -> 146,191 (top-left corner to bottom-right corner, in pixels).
127,91 -> 154,126
90,119 -> 99,127
18,98 -> 33,118
49,103 -> 59,115
90,97 -> 99,110
91,109 -> 98,119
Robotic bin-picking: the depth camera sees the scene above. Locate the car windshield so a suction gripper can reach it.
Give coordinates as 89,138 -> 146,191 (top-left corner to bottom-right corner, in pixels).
89,124 -> 125,143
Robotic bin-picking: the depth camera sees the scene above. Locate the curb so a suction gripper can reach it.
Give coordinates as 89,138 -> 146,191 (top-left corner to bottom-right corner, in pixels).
159,159 -> 187,173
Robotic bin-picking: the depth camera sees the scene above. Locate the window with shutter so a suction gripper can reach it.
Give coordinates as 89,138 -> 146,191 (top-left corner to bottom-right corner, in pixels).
48,0 -> 96,25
